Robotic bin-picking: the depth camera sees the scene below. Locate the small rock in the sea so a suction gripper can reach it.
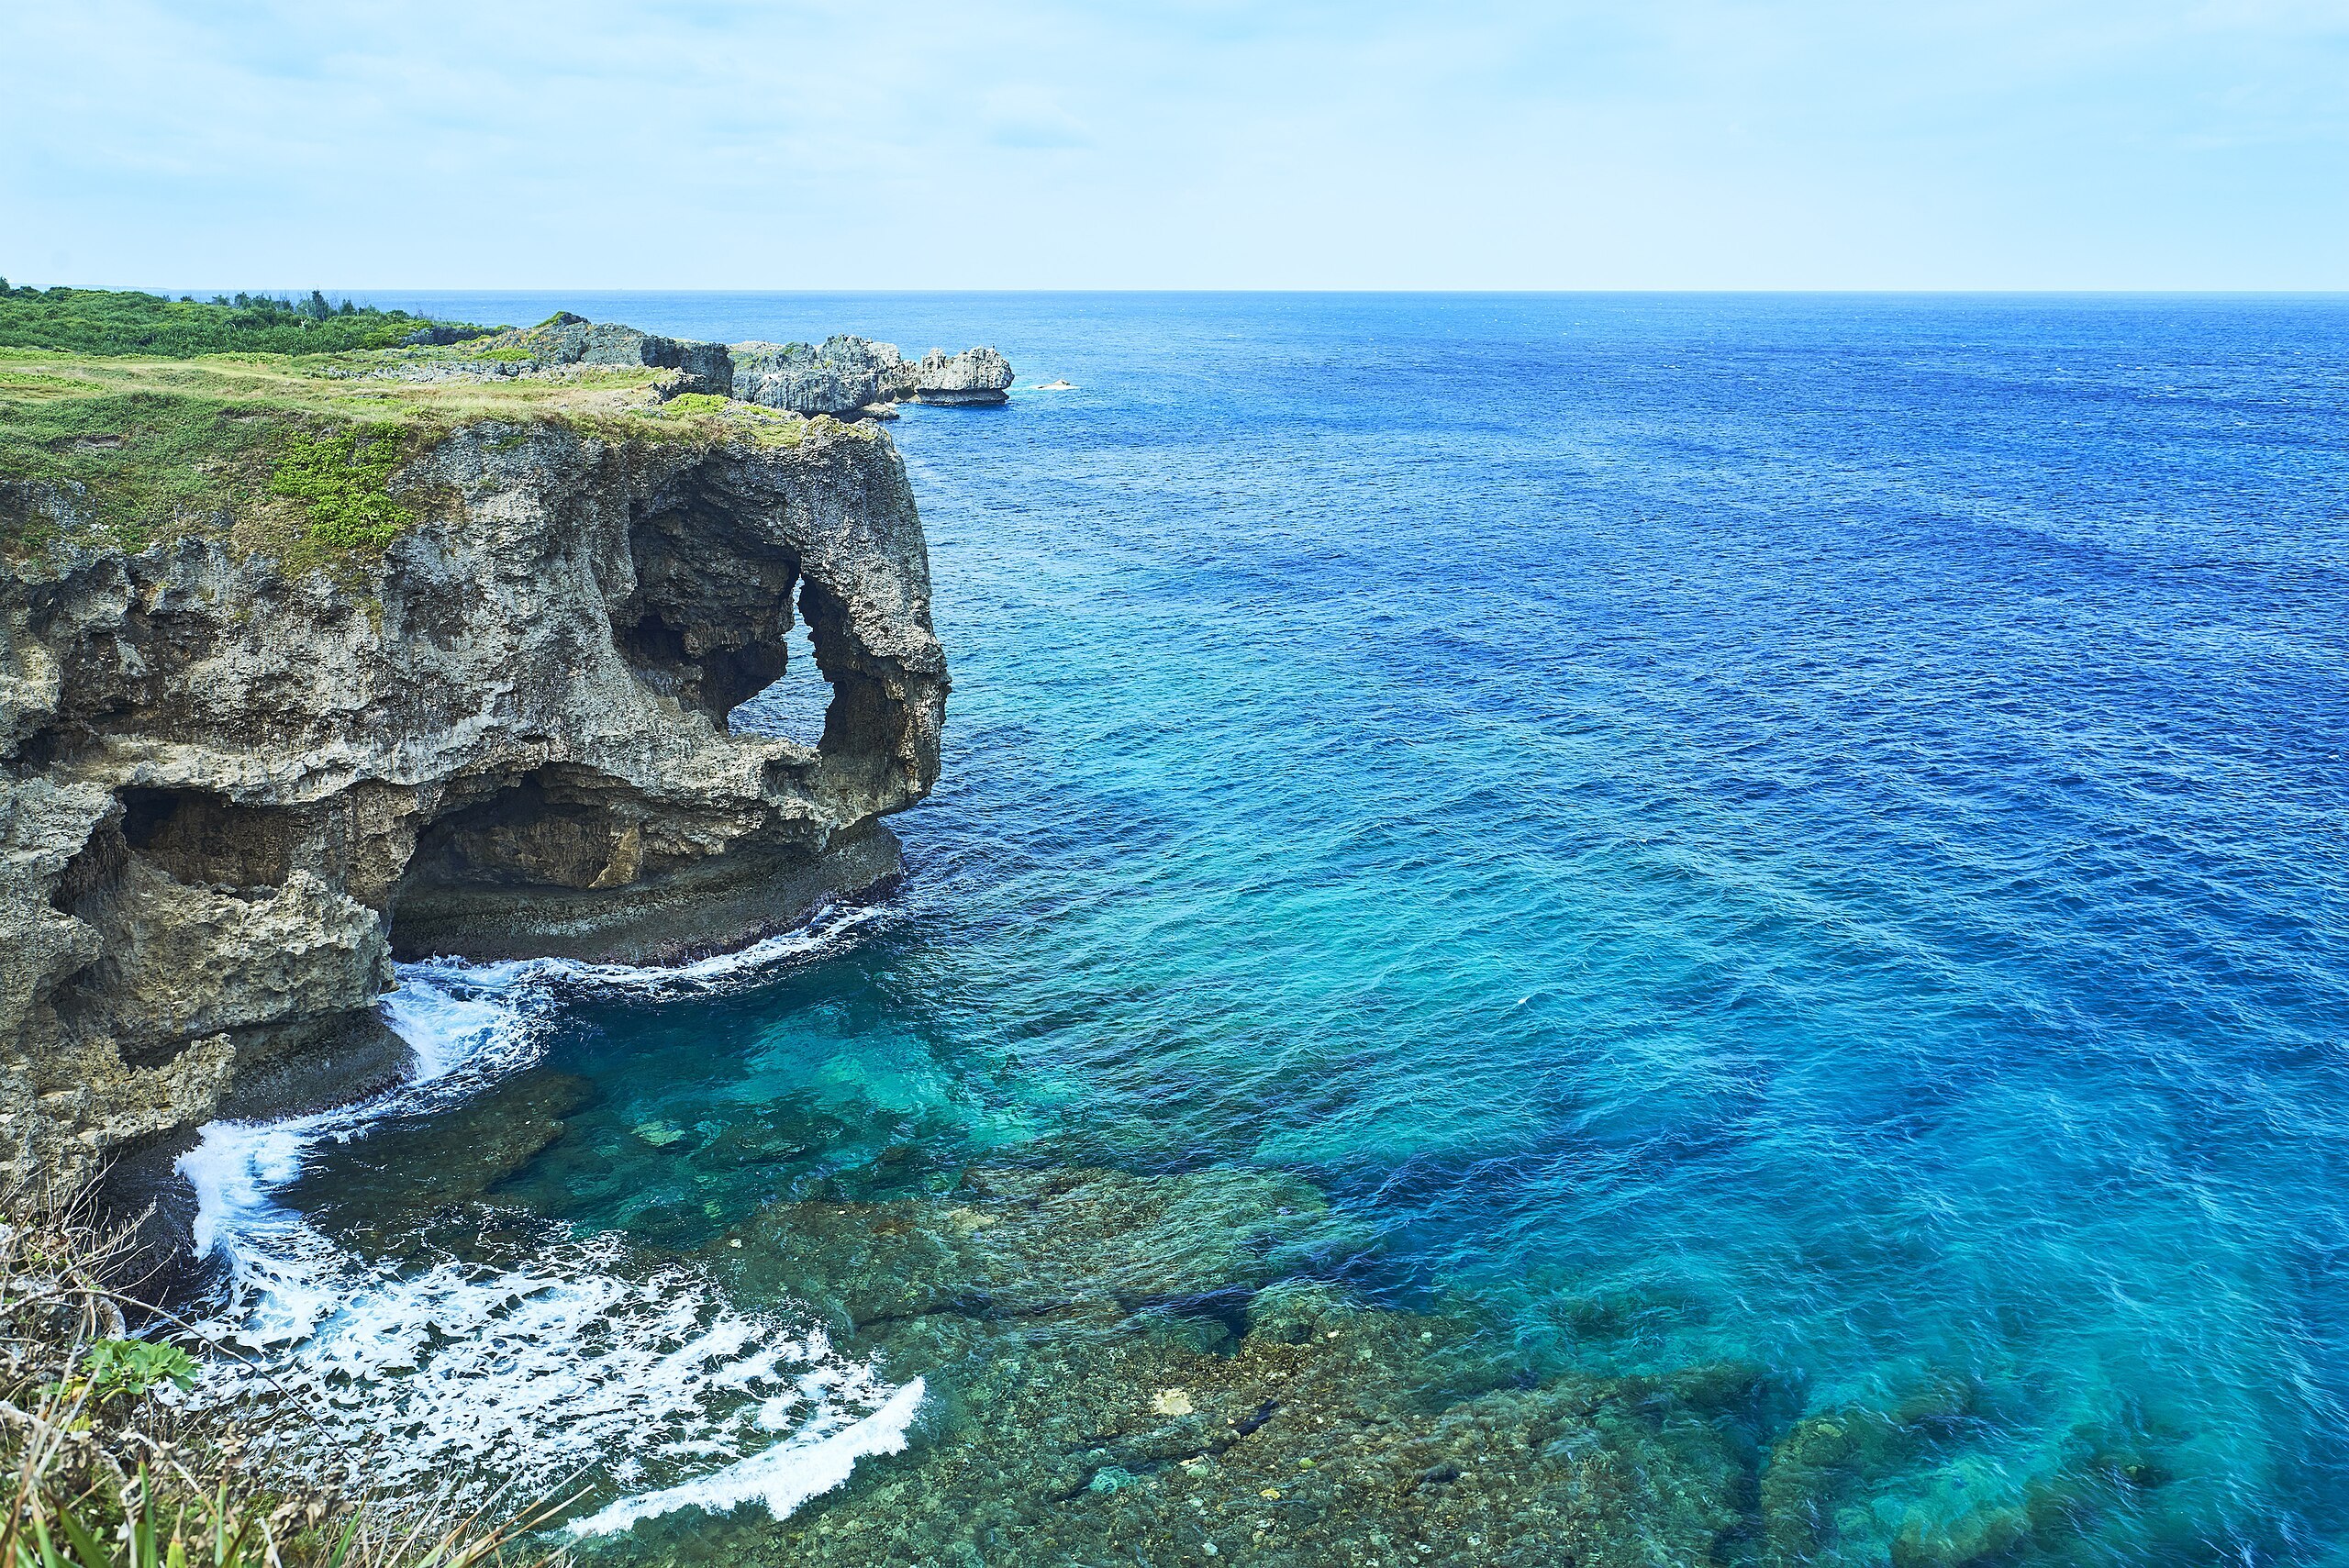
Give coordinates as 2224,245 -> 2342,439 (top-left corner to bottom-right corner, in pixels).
1152,1388 -> 1194,1416
1202,1547 -> 1218,1558
1259,1487 -> 1282,1500
729,1238 -> 743,1248
634,1120 -> 685,1146
1087,1465 -> 1141,1494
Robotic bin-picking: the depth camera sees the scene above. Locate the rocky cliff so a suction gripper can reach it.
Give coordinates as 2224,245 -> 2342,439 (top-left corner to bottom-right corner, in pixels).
0,410 -> 947,1190
731,338 -> 1016,416
363,321 -> 1018,419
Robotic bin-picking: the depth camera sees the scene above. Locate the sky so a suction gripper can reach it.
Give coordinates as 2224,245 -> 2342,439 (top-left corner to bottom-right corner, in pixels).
3,0 -> 2346,291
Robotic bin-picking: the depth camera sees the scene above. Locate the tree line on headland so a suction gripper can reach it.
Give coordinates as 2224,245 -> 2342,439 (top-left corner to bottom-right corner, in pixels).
0,282 -> 483,357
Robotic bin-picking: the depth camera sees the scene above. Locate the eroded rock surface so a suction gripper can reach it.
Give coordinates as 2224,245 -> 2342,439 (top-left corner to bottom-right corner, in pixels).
733,336 -> 904,418
913,347 -> 1015,406
365,325 -> 1015,418
0,418 -> 946,1187
730,338 -> 1014,416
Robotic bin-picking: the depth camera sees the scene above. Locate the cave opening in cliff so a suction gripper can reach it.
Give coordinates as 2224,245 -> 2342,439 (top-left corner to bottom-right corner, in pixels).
617,500 -> 796,728
116,787 -> 297,891
398,767 -> 641,897
723,580 -> 900,772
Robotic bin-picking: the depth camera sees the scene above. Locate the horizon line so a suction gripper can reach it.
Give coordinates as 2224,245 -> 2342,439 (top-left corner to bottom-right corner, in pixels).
57,284 -> 2349,301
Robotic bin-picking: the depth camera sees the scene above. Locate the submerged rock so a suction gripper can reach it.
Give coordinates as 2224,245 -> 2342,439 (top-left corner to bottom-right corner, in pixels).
630,1154 -> 2172,1566
633,1165 -> 1756,1568
285,1069 -> 596,1226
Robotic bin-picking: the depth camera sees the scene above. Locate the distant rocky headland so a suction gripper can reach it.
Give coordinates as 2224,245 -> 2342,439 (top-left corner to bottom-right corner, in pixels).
0,287 -> 1010,1191
358,311 -> 1016,419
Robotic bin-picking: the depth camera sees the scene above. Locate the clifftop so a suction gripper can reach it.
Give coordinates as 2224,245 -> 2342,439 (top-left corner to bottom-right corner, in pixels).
1,309 -> 1015,566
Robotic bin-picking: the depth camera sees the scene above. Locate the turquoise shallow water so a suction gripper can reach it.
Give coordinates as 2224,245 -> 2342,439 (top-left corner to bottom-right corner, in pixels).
243,294 -> 2349,1561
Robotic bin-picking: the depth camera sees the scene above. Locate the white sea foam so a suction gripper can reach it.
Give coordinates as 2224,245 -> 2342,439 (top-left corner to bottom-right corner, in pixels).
568,1375 -> 928,1535
177,901 -> 922,1527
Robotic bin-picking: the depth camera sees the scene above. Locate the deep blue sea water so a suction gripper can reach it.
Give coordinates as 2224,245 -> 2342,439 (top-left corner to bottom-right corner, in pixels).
198,295 -> 2349,1562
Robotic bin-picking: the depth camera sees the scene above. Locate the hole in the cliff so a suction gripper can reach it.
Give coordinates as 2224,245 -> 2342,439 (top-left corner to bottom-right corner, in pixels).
117,788 -> 297,891
398,767 -> 643,896
625,606 -> 793,726
729,619 -> 832,747
620,610 -> 694,680
618,503 -> 796,725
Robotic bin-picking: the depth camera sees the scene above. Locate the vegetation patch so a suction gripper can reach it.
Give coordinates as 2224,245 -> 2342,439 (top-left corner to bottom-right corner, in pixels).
0,369 -> 99,401
268,428 -> 417,550
0,282 -> 494,358
0,385 -> 284,553
59,1338 -> 202,1407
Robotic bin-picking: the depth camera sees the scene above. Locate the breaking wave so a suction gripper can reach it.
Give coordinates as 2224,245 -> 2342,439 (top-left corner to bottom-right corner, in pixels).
175,902 -> 924,1530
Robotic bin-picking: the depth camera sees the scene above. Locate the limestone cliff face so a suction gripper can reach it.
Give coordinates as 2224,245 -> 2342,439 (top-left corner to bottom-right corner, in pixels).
0,419 -> 946,1187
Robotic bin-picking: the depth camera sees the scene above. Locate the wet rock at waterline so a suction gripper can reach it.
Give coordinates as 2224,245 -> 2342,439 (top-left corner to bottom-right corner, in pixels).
283,1069 -> 596,1226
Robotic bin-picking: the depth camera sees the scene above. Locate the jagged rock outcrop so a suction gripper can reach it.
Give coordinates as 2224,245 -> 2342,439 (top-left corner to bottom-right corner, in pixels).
383,315 -> 738,395
731,336 -> 901,418
506,316 -> 736,395
0,418 -> 947,1189
913,346 -> 1015,405
398,324 -> 496,348
730,337 -> 1013,416
363,328 -> 1015,417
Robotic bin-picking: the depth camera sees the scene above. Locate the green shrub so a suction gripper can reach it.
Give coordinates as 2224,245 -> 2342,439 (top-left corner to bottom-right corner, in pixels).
0,286 -> 491,358
78,1340 -> 202,1404
268,430 -> 416,550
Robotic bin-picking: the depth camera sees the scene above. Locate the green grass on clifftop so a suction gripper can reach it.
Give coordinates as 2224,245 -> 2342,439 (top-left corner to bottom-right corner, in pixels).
0,286 -> 861,566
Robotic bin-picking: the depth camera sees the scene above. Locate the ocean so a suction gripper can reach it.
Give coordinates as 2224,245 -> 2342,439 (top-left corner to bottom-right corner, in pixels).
179,294 -> 2349,1565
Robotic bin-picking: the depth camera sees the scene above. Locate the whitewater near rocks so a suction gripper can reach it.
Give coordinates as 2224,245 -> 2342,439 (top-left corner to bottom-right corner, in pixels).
179,903 -> 926,1531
